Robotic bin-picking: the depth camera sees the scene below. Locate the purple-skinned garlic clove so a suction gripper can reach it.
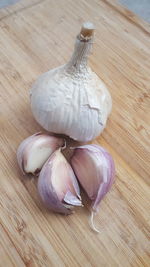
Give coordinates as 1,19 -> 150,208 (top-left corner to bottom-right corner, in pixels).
38,148 -> 82,214
71,144 -> 115,232
17,132 -> 64,175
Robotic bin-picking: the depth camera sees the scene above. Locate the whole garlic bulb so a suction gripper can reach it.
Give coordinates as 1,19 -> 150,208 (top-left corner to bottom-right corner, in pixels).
30,22 -> 112,142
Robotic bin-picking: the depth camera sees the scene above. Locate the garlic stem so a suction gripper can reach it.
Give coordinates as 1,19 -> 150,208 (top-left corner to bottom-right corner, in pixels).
90,211 -> 100,233
66,23 -> 94,72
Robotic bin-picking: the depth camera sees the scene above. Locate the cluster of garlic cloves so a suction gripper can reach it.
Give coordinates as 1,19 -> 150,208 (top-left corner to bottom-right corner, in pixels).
17,133 -> 82,214
17,133 -> 115,232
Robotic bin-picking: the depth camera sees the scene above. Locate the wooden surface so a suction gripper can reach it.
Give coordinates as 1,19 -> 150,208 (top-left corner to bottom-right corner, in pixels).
0,0 -> 150,266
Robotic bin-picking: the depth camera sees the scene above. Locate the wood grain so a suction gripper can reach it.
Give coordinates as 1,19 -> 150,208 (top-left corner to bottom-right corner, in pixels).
0,0 -> 149,266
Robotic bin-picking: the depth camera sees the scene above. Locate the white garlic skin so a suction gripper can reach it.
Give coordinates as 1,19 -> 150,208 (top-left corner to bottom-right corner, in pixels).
30,24 -> 112,142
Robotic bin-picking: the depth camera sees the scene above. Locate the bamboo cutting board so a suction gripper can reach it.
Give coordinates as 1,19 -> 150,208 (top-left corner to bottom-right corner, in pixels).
0,0 -> 150,266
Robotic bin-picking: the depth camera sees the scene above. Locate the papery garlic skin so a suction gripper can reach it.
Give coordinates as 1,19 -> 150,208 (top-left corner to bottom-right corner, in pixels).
30,22 -> 112,142
17,132 -> 63,175
71,144 -> 115,212
38,149 -> 82,214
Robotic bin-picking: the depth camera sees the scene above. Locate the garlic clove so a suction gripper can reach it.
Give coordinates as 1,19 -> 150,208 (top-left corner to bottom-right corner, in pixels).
71,144 -> 115,232
38,149 -> 82,214
17,132 -> 64,175
17,132 -> 39,173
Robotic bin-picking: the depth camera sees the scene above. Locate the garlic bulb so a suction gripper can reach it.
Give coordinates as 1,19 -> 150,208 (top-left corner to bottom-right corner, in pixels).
38,148 -> 82,214
71,144 -> 115,232
17,132 -> 63,175
30,22 -> 112,142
